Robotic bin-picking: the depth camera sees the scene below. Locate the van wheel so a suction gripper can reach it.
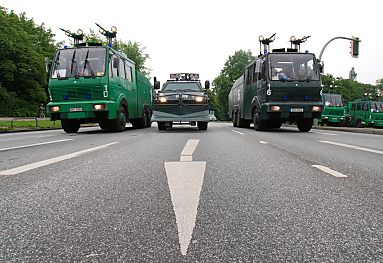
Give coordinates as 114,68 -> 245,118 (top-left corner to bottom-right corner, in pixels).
158,122 -> 166,130
198,121 -> 208,130
61,119 -> 80,133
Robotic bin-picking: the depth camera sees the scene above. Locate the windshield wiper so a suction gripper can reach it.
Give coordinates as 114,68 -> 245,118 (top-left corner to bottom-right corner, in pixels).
83,49 -> 95,78
70,49 -> 78,78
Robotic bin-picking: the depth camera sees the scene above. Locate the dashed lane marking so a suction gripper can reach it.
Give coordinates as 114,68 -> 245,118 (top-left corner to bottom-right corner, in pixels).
0,139 -> 73,152
0,142 -> 118,175
232,130 -> 245,135
320,140 -> 383,155
312,165 -> 348,178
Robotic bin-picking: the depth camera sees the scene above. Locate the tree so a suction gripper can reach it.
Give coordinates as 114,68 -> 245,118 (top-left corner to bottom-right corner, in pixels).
0,6 -> 58,116
211,50 -> 254,120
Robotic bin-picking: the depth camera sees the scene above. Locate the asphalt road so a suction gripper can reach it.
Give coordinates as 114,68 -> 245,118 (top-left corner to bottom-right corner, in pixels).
1,122 -> 382,262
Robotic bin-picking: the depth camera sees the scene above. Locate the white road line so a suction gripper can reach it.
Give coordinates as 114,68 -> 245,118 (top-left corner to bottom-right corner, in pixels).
0,142 -> 118,175
259,141 -> 268,144
312,165 -> 348,178
232,130 -> 245,135
0,139 -> 73,152
320,140 -> 383,155
312,131 -> 338,136
180,139 -> 200,157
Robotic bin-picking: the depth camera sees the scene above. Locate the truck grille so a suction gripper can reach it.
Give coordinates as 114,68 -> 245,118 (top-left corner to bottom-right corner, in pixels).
271,90 -> 320,101
50,86 -> 103,101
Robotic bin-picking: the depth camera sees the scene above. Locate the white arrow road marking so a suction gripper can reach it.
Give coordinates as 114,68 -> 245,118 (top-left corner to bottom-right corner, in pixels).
165,139 -> 205,256
312,165 -> 348,178
0,142 -> 118,175
320,140 -> 383,155
0,139 -> 73,152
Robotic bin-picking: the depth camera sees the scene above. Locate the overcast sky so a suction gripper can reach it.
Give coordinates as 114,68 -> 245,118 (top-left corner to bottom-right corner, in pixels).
2,0 -> 382,85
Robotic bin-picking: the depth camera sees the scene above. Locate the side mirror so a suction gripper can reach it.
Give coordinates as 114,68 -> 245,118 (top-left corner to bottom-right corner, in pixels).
154,81 -> 161,90
318,61 -> 324,74
45,57 -> 51,73
205,80 -> 210,89
113,57 -> 120,68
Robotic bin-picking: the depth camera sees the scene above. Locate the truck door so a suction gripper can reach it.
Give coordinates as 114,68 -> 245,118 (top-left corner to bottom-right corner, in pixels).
256,59 -> 267,104
124,61 -> 138,118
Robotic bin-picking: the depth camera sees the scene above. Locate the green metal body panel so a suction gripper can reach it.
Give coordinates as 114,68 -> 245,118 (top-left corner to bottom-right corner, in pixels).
228,52 -> 323,124
346,100 -> 383,127
47,45 -> 152,124
318,94 -> 345,125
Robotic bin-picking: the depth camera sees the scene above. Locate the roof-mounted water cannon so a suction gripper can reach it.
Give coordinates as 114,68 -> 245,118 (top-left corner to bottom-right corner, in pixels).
60,28 -> 84,45
290,35 -> 311,52
259,33 -> 276,55
95,23 -> 117,46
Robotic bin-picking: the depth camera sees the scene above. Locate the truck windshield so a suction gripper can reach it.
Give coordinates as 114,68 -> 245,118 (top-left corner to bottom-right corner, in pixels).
268,53 -> 319,82
371,102 -> 383,113
51,47 -> 106,79
323,94 -> 344,107
162,82 -> 202,93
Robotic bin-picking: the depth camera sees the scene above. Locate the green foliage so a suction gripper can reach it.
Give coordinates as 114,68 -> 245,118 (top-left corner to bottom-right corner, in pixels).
211,50 -> 255,120
117,41 -> 151,77
0,6 -> 57,116
321,74 -> 380,103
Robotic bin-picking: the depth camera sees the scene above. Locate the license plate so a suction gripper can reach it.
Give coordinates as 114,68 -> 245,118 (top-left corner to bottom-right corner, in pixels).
290,108 -> 303,112
69,107 -> 82,112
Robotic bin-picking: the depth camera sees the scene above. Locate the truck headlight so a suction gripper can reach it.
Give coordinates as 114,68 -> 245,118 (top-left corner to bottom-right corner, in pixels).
159,97 -> 167,103
50,106 -> 60,112
271,106 -> 281,112
94,104 -> 105,110
312,106 -> 321,112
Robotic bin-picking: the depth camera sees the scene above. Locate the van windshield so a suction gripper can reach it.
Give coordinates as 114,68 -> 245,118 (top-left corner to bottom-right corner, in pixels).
268,53 -> 320,82
51,47 -> 106,79
323,94 -> 344,107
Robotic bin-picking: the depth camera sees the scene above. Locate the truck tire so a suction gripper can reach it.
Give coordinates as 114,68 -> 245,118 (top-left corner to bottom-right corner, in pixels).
61,119 -> 80,133
110,105 -> 127,132
297,118 -> 313,132
233,112 -> 238,127
253,110 -> 266,131
198,121 -> 208,130
99,119 -> 110,130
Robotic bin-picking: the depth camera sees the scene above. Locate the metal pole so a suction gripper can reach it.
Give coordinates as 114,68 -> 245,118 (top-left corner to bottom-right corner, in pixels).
318,36 -> 356,61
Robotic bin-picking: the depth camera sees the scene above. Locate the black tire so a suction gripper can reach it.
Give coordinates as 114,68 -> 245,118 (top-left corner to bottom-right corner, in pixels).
158,122 -> 166,130
355,119 -> 363,128
110,105 -> 127,132
198,121 -> 208,130
233,112 -> 238,127
131,112 -> 147,129
61,119 -> 80,133
253,109 -> 266,131
297,118 -> 313,132
99,120 -> 110,130
146,111 -> 152,127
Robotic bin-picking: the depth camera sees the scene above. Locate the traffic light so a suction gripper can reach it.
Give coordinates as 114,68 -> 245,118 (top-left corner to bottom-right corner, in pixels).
351,37 -> 359,58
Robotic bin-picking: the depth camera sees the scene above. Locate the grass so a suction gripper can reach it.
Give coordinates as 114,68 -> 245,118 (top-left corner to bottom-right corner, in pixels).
0,119 -> 62,131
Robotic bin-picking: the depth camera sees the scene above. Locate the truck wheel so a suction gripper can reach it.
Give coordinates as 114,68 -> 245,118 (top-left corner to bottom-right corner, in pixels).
233,112 -> 238,127
146,112 -> 152,127
110,105 -> 127,132
355,119 -> 363,128
61,119 -> 80,133
198,121 -> 208,130
99,120 -> 110,130
158,122 -> 166,130
131,112 -> 148,129
253,110 -> 266,131
297,118 -> 313,132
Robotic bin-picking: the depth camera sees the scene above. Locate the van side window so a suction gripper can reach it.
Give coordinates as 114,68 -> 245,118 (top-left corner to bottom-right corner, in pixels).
247,65 -> 254,85
362,102 -> 368,111
351,103 -> 356,110
119,58 -> 126,79
110,54 -> 119,77
255,60 -> 261,81
125,61 -> 132,82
